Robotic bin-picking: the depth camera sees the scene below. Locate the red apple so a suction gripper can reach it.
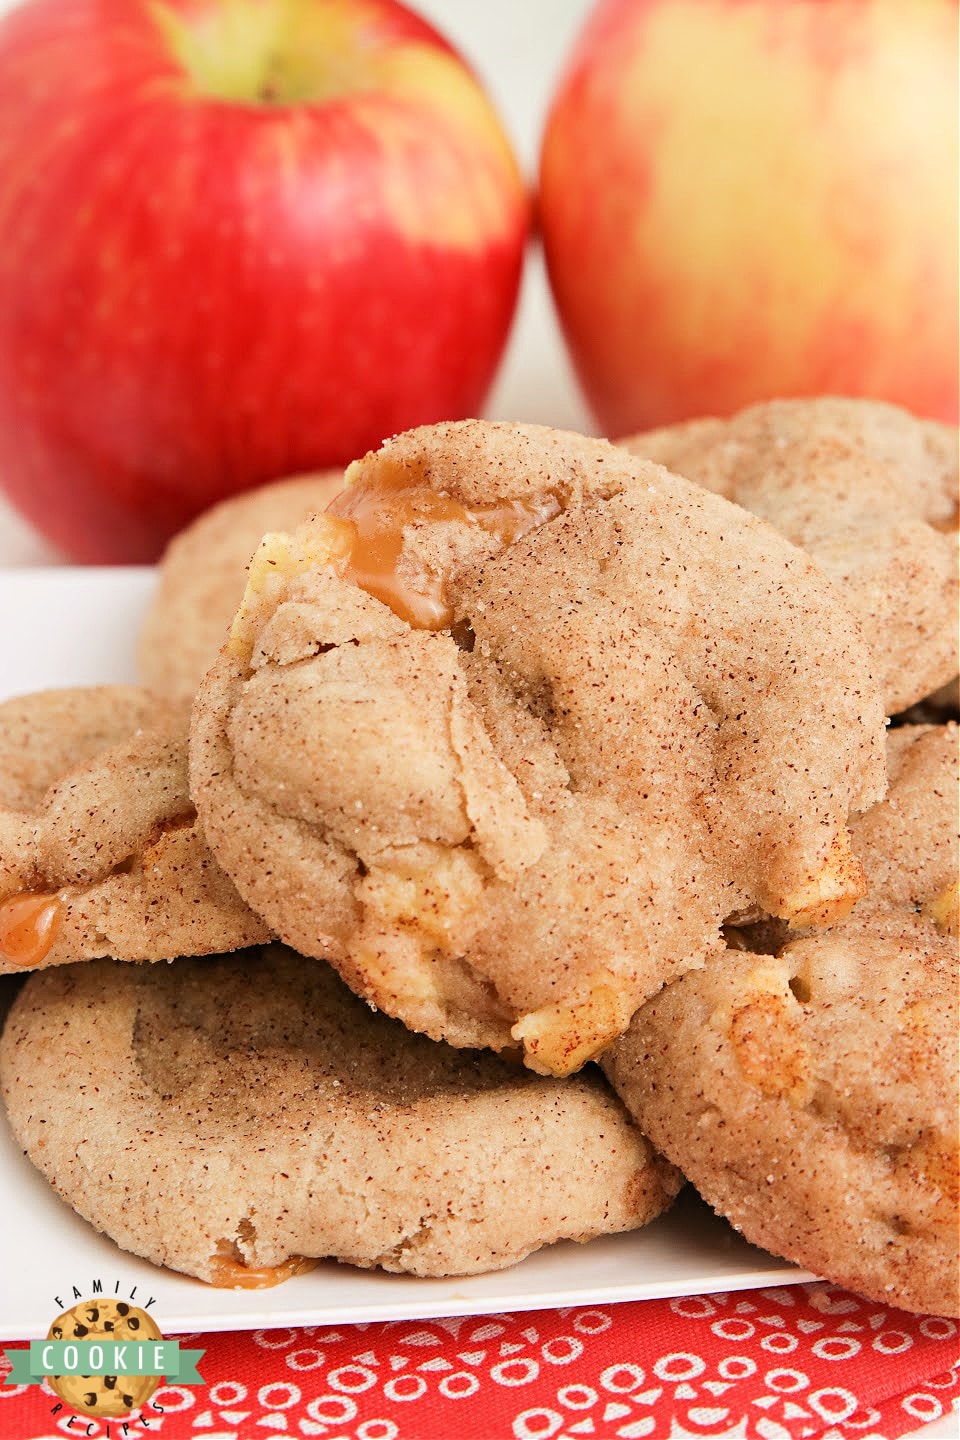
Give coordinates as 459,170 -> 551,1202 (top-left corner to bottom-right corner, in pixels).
539,0 -> 958,436
0,0 -> 528,561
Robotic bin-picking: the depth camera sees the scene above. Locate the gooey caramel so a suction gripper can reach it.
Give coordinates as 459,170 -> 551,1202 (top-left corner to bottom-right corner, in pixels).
208,1254 -> 318,1289
327,469 -> 561,628
0,891 -> 63,967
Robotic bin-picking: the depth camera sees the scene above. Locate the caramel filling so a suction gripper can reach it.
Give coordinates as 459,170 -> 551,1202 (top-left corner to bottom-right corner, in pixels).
0,891 -> 63,967
327,472 -> 561,628
208,1254 -> 318,1289
930,505 -> 959,534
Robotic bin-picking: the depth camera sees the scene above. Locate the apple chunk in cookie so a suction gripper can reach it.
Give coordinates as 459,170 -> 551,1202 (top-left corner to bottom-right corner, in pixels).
190,421 -> 886,1075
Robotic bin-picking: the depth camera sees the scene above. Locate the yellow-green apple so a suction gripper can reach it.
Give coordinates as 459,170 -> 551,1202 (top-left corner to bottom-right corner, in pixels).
0,0 -> 528,561
539,0 -> 958,435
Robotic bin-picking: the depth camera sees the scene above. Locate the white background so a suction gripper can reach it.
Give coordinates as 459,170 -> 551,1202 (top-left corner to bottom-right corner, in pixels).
0,0 -> 595,563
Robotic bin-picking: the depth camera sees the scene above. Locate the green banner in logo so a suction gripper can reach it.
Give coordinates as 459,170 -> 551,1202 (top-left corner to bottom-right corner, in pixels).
3,1341 -> 205,1385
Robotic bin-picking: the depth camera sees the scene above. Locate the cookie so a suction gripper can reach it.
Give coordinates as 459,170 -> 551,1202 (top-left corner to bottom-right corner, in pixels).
190,419 -> 885,1074
0,686 -> 155,812
850,722 -> 958,920
896,674 -> 960,727
45,1300 -> 162,1418
0,686 -> 269,972
620,396 -> 959,713
729,720 -> 960,954
139,471 -> 344,700
0,946 -> 681,1283
603,911 -> 959,1317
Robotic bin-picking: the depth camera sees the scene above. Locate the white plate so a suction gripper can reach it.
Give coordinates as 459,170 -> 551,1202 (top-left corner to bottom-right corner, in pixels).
0,567 -> 812,1340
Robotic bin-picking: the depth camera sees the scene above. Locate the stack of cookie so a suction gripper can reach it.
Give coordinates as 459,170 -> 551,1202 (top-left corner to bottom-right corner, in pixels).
1,399 -> 957,1316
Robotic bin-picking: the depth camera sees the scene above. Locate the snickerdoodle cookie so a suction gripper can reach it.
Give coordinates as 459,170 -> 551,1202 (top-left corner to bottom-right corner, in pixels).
603,911 -> 959,1317
190,420 -> 885,1074
0,946 -> 681,1283
606,722 -> 959,1314
850,722 -> 958,926
620,396 -> 959,713
0,686 -> 268,972
139,471 -> 344,700
724,720 -> 959,956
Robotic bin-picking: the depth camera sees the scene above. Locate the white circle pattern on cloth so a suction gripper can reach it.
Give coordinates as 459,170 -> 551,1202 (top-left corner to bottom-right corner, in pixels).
1,1283 -> 957,1439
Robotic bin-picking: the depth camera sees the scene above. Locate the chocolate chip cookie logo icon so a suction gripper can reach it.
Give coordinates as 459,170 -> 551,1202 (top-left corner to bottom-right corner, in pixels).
2,1293 -> 205,1421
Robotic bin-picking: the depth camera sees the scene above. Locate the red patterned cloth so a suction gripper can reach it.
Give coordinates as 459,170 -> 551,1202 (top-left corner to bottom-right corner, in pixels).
2,1282 -> 958,1440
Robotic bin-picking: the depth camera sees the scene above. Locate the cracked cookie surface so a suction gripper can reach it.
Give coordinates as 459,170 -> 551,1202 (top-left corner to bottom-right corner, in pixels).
190,420 -> 886,1074
138,471 -> 344,701
0,945 -> 680,1283
620,396 -> 959,713
0,686 -> 268,971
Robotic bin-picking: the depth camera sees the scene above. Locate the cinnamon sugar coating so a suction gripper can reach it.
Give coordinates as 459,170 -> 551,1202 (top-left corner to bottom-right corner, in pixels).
726,721 -> 959,953
620,396 -> 959,713
0,686 -> 268,972
604,912 -> 959,1317
850,723 -> 958,919
607,719 -> 959,1316
190,421 -> 885,1074
0,946 -> 680,1282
